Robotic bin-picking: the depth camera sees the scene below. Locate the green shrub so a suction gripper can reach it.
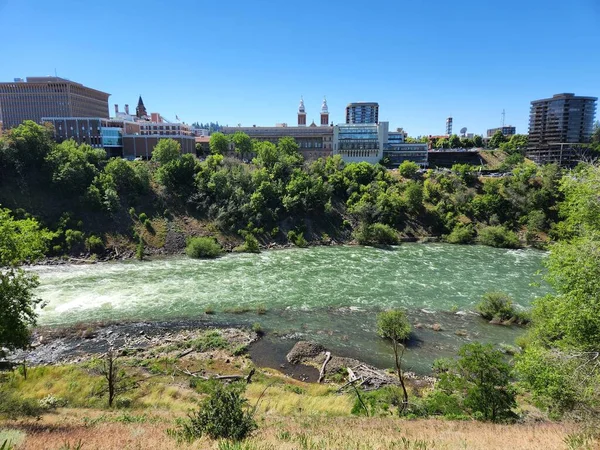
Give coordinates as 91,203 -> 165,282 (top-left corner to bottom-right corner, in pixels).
143,219 -> 153,232
85,235 -> 104,254
445,224 -> 475,244
128,207 -> 136,218
138,212 -> 148,223
186,237 -> 222,259
170,382 -> 256,442
287,230 -> 307,248
251,322 -> 264,336
475,291 -> 528,323
238,233 -> 260,253
353,223 -> 399,246
0,390 -> 46,419
188,331 -> 228,352
425,343 -> 516,422
477,225 -> 521,249
136,236 -> 144,261
65,229 -> 84,250
476,292 -> 515,320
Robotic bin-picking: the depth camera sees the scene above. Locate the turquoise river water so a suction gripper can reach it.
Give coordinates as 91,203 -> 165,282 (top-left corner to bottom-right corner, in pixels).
32,244 -> 549,373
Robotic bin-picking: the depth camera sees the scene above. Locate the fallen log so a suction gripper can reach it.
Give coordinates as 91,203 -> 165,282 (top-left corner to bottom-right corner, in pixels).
175,366 -> 255,384
318,351 -> 331,383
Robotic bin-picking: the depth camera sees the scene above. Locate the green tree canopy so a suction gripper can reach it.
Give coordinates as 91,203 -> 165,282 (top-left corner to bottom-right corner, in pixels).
398,160 -> 419,179
151,139 -> 181,165
428,343 -> 516,422
209,132 -> 229,155
0,208 -> 52,354
231,132 -> 253,155
0,121 -> 54,172
488,130 -> 507,149
45,140 -> 106,193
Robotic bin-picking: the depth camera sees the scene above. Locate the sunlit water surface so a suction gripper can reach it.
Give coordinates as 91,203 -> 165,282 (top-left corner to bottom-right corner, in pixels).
32,244 -> 549,373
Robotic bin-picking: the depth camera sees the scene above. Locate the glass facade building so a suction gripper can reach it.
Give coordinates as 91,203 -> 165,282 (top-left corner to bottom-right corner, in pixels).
527,93 -> 597,166
345,102 -> 379,124
101,127 -> 122,147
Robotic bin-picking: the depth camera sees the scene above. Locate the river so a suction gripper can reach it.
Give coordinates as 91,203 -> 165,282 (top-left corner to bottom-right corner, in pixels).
32,244 -> 549,373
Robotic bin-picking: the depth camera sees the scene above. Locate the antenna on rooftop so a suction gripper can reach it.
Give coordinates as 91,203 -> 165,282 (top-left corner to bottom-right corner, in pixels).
502,109 -> 506,127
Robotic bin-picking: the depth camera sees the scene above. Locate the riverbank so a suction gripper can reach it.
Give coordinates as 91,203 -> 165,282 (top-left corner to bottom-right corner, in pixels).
0,320 -> 582,450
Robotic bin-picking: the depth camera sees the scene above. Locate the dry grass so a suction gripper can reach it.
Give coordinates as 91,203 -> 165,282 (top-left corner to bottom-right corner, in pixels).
6,413 -> 580,450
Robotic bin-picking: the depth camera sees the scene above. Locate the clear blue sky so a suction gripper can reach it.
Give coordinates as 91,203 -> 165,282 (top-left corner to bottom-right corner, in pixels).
0,0 -> 598,136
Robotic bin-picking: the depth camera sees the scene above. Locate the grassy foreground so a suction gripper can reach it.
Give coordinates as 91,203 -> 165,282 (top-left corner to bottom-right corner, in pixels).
0,327 -> 585,450
1,412 -> 575,450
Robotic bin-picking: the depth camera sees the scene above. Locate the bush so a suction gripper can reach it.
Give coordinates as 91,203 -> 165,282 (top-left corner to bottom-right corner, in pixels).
476,292 -> 517,321
445,224 -> 475,244
353,223 -> 399,246
425,343 -> 516,422
251,322 -> 264,336
170,382 -> 256,442
239,233 -> 260,253
64,229 -> 84,250
143,219 -> 153,232
477,225 -> 521,249
136,236 -> 144,261
186,237 -> 222,259
85,235 -> 104,254
138,212 -> 148,223
0,390 -> 45,419
287,230 -> 307,248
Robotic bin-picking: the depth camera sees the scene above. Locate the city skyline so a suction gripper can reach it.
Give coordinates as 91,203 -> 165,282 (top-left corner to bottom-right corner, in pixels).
0,0 -> 599,136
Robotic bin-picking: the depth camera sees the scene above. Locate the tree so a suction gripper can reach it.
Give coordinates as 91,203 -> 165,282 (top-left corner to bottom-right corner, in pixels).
45,140 -> 106,193
516,165 -> 600,419
428,343 -> 516,422
489,130 -> 507,149
0,208 -> 52,354
448,134 -> 461,149
151,139 -> 181,165
473,135 -> 484,148
155,154 -> 198,197
0,121 -> 54,173
435,138 -> 449,149
403,181 -> 423,213
231,132 -> 252,155
398,160 -> 419,179
209,132 -> 229,155
377,310 -> 411,413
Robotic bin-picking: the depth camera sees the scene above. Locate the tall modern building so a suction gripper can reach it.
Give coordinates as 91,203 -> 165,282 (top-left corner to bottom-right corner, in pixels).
527,93 -> 597,165
345,102 -> 379,124
0,77 -> 110,129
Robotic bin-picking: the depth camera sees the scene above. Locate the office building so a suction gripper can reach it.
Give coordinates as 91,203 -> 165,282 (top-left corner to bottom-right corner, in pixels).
487,126 -> 516,137
527,93 -> 597,165
333,122 -> 428,167
0,77 -> 109,129
346,102 -> 379,124
43,98 -> 196,160
222,124 -> 333,161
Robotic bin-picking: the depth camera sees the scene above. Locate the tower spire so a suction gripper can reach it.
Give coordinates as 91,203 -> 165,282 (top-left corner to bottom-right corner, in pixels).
298,96 -> 306,126
320,96 -> 329,126
136,95 -> 147,119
